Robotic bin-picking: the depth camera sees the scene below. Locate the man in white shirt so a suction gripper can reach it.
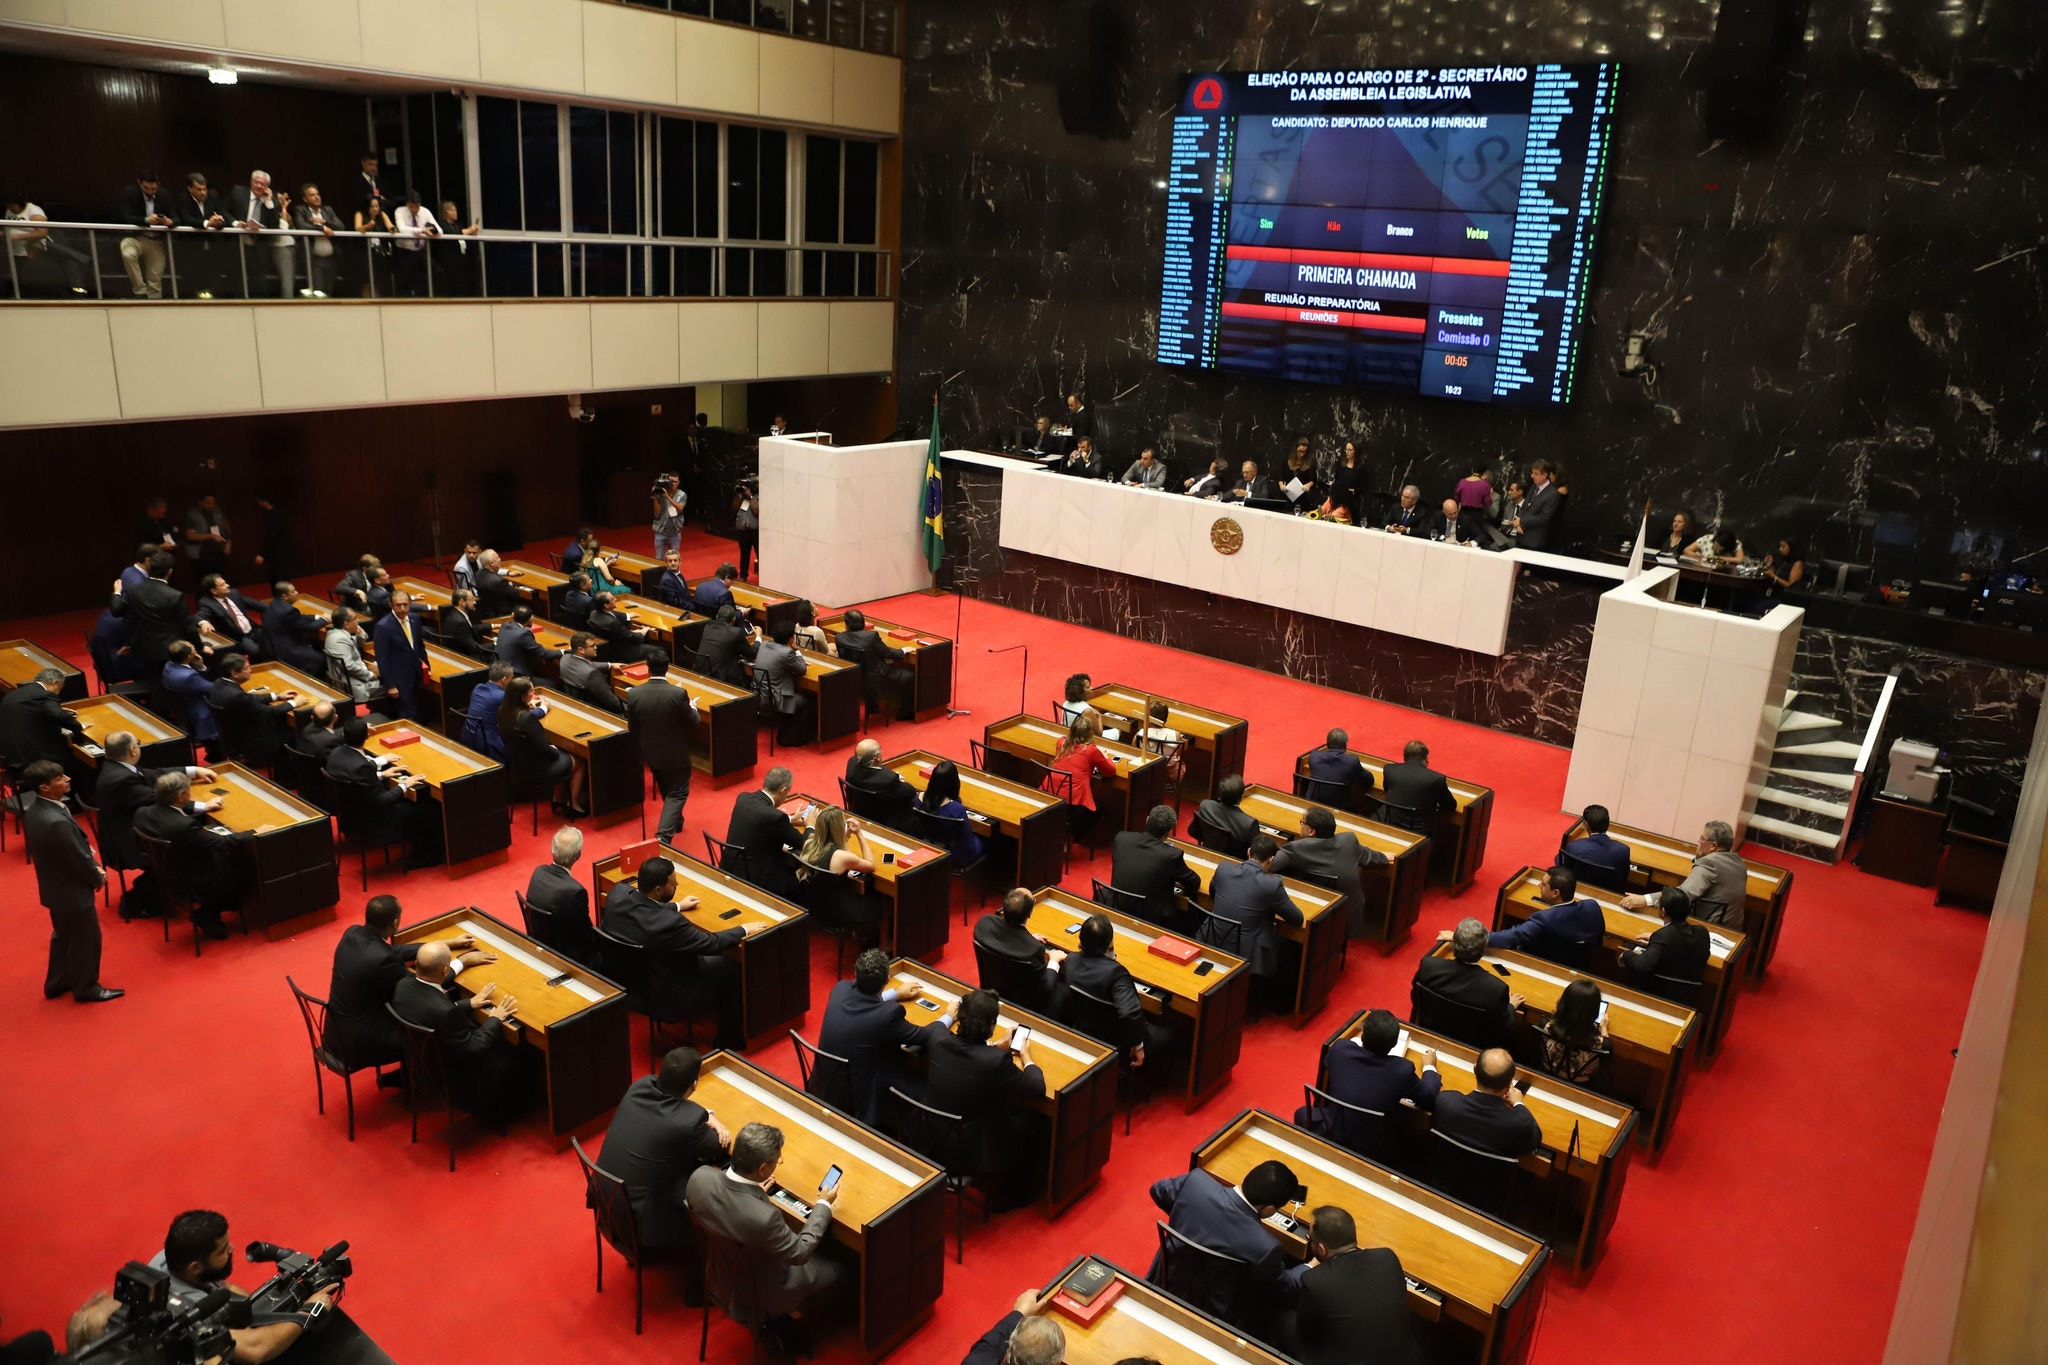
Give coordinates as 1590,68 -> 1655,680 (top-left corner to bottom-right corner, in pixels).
3,193 -> 89,296
392,190 -> 441,296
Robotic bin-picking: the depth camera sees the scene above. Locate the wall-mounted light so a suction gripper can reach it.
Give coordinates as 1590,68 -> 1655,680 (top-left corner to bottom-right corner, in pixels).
208,68 -> 238,85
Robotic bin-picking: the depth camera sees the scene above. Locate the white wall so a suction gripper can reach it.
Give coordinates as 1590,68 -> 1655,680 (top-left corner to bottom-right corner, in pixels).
1560,566 -> 1802,839
0,298 -> 894,427
758,436 -> 931,607
0,0 -> 902,134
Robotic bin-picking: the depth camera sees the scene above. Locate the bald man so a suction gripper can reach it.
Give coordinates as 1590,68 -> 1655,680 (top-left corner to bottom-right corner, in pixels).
842,737 -> 918,832
391,939 -> 529,1125
300,700 -> 345,758
1429,1047 -> 1541,1158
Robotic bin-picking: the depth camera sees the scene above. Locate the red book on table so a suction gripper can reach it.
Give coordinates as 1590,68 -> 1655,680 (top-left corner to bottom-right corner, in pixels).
616,840 -> 662,877
1049,1277 -> 1123,1325
1148,935 -> 1201,966
379,730 -> 421,749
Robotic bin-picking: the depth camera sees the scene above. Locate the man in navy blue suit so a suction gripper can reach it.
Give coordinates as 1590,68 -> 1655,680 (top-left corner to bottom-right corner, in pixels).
371,590 -> 429,720
1482,865 -> 1604,967
1146,1158 -> 1297,1327
1560,803 -> 1633,890
1303,1007 -> 1441,1122
815,948 -> 935,1124
1432,1048 -> 1543,1158
1204,834 -> 1303,986
1302,727 -> 1371,803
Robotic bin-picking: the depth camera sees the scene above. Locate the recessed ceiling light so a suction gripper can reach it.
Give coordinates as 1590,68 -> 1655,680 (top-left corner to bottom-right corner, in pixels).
208,67 -> 238,85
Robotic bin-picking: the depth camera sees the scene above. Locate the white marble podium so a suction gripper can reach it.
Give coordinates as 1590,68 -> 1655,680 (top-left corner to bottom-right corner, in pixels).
1561,565 -> 1803,840
756,433 -> 934,607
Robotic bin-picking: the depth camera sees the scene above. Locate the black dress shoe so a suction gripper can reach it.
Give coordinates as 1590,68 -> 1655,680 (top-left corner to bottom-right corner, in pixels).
45,985 -> 69,1000
376,1068 -> 404,1090
76,987 -> 125,1003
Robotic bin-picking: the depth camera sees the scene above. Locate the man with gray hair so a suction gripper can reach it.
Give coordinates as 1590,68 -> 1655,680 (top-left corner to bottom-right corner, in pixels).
685,1120 -> 844,1353
92,730 -> 215,920
842,737 -> 918,832
524,825 -> 599,967
132,770 -> 254,938
224,167 -> 293,298
1385,484 -> 1425,534
1411,916 -> 1523,1048
0,665 -> 88,786
962,1290 -> 1066,1365
725,765 -> 807,900
1620,819 -> 1746,926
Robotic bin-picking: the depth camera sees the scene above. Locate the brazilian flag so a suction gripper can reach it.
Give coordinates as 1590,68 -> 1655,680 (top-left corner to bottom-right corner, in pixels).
920,394 -> 944,576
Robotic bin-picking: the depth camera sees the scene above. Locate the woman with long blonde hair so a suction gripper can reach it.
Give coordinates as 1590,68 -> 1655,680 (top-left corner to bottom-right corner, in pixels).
797,804 -> 875,879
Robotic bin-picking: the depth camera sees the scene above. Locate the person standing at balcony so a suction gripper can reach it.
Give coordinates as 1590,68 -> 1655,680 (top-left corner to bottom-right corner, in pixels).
170,172 -> 228,298
290,184 -> 342,298
224,169 -> 292,299
353,195 -> 394,298
355,153 -> 385,212
392,190 -> 440,297
116,170 -> 173,300
436,199 -> 481,297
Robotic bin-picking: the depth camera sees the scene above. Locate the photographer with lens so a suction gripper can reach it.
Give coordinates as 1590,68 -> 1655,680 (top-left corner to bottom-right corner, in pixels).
651,472 -> 686,560
133,1210 -> 342,1362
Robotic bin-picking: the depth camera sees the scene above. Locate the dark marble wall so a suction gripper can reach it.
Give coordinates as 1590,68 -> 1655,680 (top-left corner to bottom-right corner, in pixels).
898,0 -> 2048,570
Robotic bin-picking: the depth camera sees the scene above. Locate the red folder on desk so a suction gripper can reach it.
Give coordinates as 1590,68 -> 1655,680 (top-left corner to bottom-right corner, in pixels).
1148,934 -> 1201,966
616,840 -> 662,877
378,729 -> 421,749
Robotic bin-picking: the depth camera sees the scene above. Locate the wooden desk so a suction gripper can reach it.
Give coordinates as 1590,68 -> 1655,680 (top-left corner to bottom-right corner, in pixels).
819,612 -> 955,718
419,644 -> 488,738
981,714 -> 1167,834
1191,1112 -> 1548,1365
0,639 -> 85,699
394,906 -> 630,1138
291,593 -> 341,620
1859,797 -> 1946,887
695,576 -> 802,634
612,667 -> 757,782
1086,684 -> 1247,800
1320,1011 -> 1638,1274
591,844 -> 811,1048
365,719 -> 510,867
1938,826 -> 2009,911
245,662 -> 348,723
885,749 -> 1067,890
1298,750 -> 1494,894
1493,865 -> 1749,1057
1238,784 -> 1431,952
64,693 -> 191,770
792,794 -> 951,961
1171,838 -> 1345,1028
690,1052 -> 945,1356
501,559 -> 569,612
195,761 -> 338,935
392,576 -> 453,610
1023,1258 -> 1295,1365
1028,887 -> 1248,1111
1425,941 -> 1696,1151
1561,816 -> 1793,981
887,958 -> 1116,1213
534,687 -> 642,827
612,594 -> 707,661
747,648 -> 859,748
599,548 -> 665,600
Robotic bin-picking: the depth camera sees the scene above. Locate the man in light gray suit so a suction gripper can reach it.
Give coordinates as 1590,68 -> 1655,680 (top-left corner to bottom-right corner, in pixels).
1271,805 -> 1391,938
686,1122 -> 844,1349
1619,819 -> 1747,927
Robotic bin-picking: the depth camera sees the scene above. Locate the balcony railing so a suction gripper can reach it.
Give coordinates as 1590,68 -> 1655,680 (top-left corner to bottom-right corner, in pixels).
622,0 -> 901,56
3,221 -> 892,303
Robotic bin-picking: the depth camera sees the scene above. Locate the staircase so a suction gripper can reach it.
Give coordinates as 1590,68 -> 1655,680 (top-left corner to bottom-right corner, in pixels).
1746,694 -> 1863,861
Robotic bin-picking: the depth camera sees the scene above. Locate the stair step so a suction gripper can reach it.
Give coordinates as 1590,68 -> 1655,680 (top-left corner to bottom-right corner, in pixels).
1747,812 -> 1844,850
1776,711 -> 1839,733
1777,739 -> 1864,759
1769,766 -> 1855,791
1782,688 -> 1799,709
1757,787 -> 1850,819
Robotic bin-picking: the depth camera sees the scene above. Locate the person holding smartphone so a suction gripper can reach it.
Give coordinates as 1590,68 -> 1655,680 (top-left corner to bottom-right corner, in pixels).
684,1122 -> 845,1356
918,988 -> 1048,1210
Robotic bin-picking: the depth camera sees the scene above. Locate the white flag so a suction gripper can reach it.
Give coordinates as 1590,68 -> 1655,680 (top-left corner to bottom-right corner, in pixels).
1624,508 -> 1650,580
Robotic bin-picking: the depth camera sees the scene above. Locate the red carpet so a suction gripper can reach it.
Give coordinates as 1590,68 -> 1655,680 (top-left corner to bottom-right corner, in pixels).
0,524 -> 1985,1363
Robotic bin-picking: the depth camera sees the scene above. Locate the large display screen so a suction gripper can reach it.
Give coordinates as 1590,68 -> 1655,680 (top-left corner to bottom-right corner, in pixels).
1157,63 -> 1618,406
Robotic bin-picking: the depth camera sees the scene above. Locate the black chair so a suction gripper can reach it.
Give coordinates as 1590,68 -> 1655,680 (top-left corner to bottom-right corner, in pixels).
1062,980 -> 1148,1133
1092,877 -> 1170,930
573,1137 -> 672,1334
836,775 -> 884,824
1650,973 -> 1707,1010
1186,807 -> 1248,858
788,1029 -> 855,1115
601,924 -> 715,1051
1300,1082 -> 1397,1165
702,832 -> 752,883
888,1086 -> 989,1265
1151,1221 -> 1254,1327
695,1225 -> 771,1364
329,782 -> 411,891
1534,934 -> 1596,971
386,1003 -> 459,1171
1292,770 -> 1351,809
507,774 -> 555,835
513,887 -> 547,941
910,805 -> 991,923
1376,797 -> 1431,835
1425,1127 -> 1527,1224
1557,847 -> 1630,894
972,941 -> 1054,1015
287,975 -> 384,1141
275,743 -> 322,802
1191,905 -> 1246,958
1410,979 -> 1512,1050
967,739 -> 989,771
792,852 -> 881,973
69,792 -> 115,907
134,830 -> 210,956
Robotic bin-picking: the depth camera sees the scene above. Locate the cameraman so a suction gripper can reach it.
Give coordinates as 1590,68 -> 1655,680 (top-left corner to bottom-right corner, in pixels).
146,1211 -> 338,1363
651,473 -> 686,560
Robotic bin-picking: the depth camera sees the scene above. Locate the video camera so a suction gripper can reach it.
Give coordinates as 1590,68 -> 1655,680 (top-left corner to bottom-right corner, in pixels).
74,1240 -> 353,1365
241,1240 -> 353,1315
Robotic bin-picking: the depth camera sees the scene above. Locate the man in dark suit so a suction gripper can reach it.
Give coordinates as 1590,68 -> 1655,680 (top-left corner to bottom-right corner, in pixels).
1379,738 -> 1456,833
525,826 -> 603,968
1204,834 -> 1303,985
1219,459 -> 1280,504
299,701 -> 346,759
22,762 -> 118,1003
596,1046 -> 730,1250
116,170 -> 174,299
494,605 -> 560,679
1433,1048 -> 1543,1157
1623,885 -> 1712,993
1194,774 -> 1259,857
93,731 -> 214,920
1279,1207 -> 1424,1365
262,583 -> 326,674
833,609 -> 916,721
1483,864 -> 1604,966
560,631 -> 625,715
325,716 -> 443,867
371,590 -> 430,719
842,738 -> 918,832
586,592 -> 649,665
0,667 -> 88,786
324,894 -> 492,1070
1412,918 -> 1524,1048
1511,459 -> 1562,549
206,652 -> 294,767
655,551 -> 690,610
194,574 -> 266,658
960,1294 -> 1065,1365
691,562 -> 740,615
472,550 -> 520,619
391,939 -> 528,1125
696,605 -> 758,686
815,948 -> 933,1123
1057,437 -> 1104,479
134,497 -> 179,555
159,642 -> 218,746
168,172 -> 230,296
1109,804 -> 1200,928
725,767 -> 807,901
1064,392 -> 1093,442
133,770 -> 253,938
1146,1159 -> 1296,1327
107,551 -> 192,681
1561,803 -> 1632,890
1301,728 -> 1372,807
438,588 -> 488,661
1383,484 -> 1427,534
972,887 -> 1064,1008
1271,805 -> 1389,937
919,988 -> 1049,1206
602,856 -> 746,1049
1297,1007 -> 1440,1139
1059,913 -> 1171,1069
624,647 -> 698,843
